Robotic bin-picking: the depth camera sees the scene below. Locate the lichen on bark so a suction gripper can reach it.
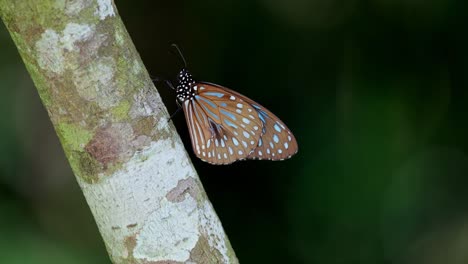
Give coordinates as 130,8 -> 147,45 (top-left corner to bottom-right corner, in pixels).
0,0 -> 238,263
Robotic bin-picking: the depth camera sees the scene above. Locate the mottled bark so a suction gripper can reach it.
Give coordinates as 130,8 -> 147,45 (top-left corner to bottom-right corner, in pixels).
0,0 -> 238,263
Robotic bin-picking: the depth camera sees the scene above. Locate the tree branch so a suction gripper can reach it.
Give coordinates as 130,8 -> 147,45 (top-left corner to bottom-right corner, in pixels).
0,0 -> 238,263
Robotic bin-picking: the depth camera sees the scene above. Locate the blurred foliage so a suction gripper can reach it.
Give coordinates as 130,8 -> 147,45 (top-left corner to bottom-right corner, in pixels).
1,0 -> 468,263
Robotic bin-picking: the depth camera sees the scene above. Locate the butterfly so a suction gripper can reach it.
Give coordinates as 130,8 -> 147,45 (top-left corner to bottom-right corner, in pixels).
167,45 -> 298,165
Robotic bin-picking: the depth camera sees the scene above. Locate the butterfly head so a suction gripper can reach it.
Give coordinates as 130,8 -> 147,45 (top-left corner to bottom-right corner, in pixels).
176,68 -> 196,103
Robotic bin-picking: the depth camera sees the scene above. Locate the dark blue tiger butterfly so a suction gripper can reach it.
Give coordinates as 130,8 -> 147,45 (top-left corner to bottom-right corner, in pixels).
168,45 -> 298,165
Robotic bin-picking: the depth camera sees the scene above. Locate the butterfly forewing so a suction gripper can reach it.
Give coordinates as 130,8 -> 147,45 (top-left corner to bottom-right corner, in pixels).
198,82 -> 298,161
182,84 -> 263,164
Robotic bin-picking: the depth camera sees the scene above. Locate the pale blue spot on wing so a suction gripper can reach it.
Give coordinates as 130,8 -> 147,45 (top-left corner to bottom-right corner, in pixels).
196,95 -> 217,108
203,107 -> 219,120
224,119 -> 238,129
258,113 -> 266,124
193,103 -> 207,125
252,104 -> 269,125
220,102 -> 227,107
195,95 -> 219,120
203,92 -> 225,98
220,109 -> 237,120
273,134 -> 279,143
274,124 -> 282,133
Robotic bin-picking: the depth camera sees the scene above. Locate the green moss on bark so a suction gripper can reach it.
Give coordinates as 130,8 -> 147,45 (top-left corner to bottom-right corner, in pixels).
57,122 -> 93,151
0,0 -> 154,182
133,117 -> 156,136
0,1 -> 238,263
73,151 -> 100,183
111,100 -> 131,121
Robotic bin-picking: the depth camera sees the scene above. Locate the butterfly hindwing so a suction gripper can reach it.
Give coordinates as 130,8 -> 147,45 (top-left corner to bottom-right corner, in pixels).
246,104 -> 298,160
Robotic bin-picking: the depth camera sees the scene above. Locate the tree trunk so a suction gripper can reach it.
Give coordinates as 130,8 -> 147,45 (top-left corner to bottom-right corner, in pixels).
0,0 -> 238,263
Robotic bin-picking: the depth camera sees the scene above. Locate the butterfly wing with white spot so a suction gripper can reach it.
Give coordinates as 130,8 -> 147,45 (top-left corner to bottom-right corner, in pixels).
182,84 -> 263,164
198,82 -> 298,161
246,104 -> 298,160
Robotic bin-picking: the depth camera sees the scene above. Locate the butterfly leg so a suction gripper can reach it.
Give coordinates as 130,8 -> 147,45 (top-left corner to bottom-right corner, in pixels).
168,106 -> 181,120
164,80 -> 176,90
151,76 -> 177,91
167,100 -> 182,123
152,77 -> 180,122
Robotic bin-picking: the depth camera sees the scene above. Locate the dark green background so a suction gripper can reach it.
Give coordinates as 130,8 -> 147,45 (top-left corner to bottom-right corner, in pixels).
1,0 -> 468,263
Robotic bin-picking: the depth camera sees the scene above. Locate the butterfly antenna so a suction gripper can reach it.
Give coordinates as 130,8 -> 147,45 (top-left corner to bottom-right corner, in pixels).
171,44 -> 187,68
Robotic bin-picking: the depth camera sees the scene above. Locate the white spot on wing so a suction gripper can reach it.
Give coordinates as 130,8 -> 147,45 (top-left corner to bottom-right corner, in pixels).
273,134 -> 279,143
274,124 -> 282,133
242,141 -> 248,148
